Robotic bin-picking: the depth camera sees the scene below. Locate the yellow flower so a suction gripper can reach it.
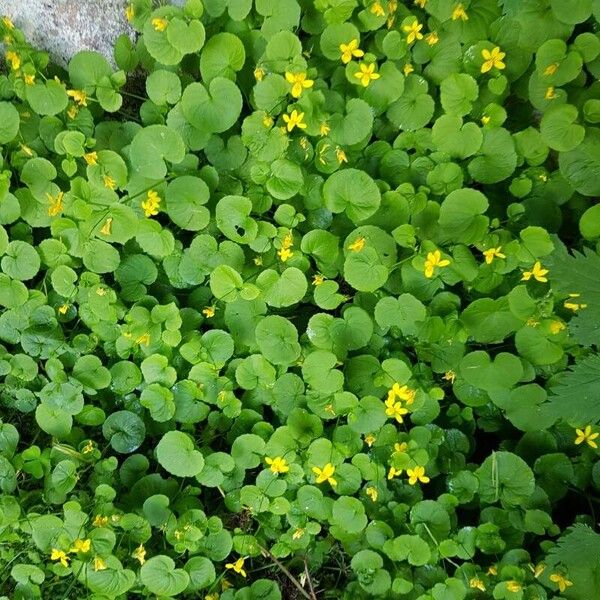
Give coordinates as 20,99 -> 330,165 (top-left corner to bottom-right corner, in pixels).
292,527 -> 304,540
385,397 -> 409,423
452,3 -> 469,21
136,333 -> 150,346
93,514 -> 109,527
58,304 -> 69,315
403,63 -> 415,76
414,0 -> 427,7
67,105 -> 79,120
481,46 -> 506,73
50,548 -> 70,568
96,287 -> 107,296
545,86 -> 557,100
132,544 -> 146,565
348,237 -> 366,252
152,17 -> 168,32
364,434 -> 376,447
483,246 -> 506,264
549,573 -> 573,593
141,190 -> 161,217
564,293 -> 587,311
340,39 -> 364,64
487,565 -> 497,576
424,249 -> 451,278
312,463 -> 337,486
253,256 -> 263,266
320,121 -> 331,136
575,425 -> 599,449
125,4 -> 134,21
265,456 -> 290,474
47,191 -> 64,217
528,563 -> 545,578
354,62 -> 381,87
394,442 -> 408,453
2,16 -> 14,29
407,466 -> 430,485
549,320 -> 565,334
84,151 -> 98,165
285,71 -> 314,98
426,31 -> 439,45
70,538 -> 91,553
20,144 -> 34,156
278,231 -> 294,262
82,440 -> 94,454
527,317 -> 539,327
443,370 -> 456,383
506,581 -> 521,593
389,383 -> 416,404
544,62 -> 559,76
225,557 -> 247,577
67,89 -> 88,106
262,114 -> 273,128
93,556 -> 107,571
482,115 -> 491,125
205,594 -> 219,600
103,174 -> 116,190
100,217 -> 112,236
366,486 -> 378,501
282,109 -> 307,132
387,466 -> 402,479
24,73 -> 35,85
335,147 -> 347,163
202,306 -> 216,318
403,19 -> 424,44
469,577 -> 485,592
254,66 -> 265,81
521,261 -> 549,283
5,50 -> 20,70
370,1 -> 385,16
312,273 -> 325,286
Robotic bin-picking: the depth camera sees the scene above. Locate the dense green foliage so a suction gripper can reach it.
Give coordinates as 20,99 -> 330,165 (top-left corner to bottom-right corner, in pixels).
1,0 -> 600,598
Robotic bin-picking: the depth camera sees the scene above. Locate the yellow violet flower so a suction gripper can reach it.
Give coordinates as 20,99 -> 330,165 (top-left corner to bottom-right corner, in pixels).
225,557 -> 247,577
93,556 -> 107,571
265,456 -> 290,474
132,544 -> 146,565
205,594 -> 219,600
426,31 -> 439,45
549,573 -> 573,593
388,383 -> 415,404
483,246 -> 506,264
575,425 -> 599,449
93,514 -> 109,527
487,565 -> 497,576
2,16 -> 14,29
136,332 -> 150,346
469,577 -> 486,592
385,397 -> 409,423
125,4 -> 134,21
564,293 -> 587,311
20,144 -> 34,156
394,441 -> 408,453
285,71 -> 314,98
67,89 -> 88,106
506,581 -> 521,593
103,174 -> 116,190
202,306 -> 216,318
443,370 -> 456,383
58,304 -> 69,315
364,434 -> 376,447
5,50 -> 20,70
452,3 -> 469,21
549,320 -> 566,334
67,105 -> 79,120
528,562 -> 545,578
47,191 -> 64,217
387,466 -> 402,480
282,109 -> 307,132
370,1 -> 385,17
82,440 -> 94,454
100,217 -> 112,236
152,17 -> 168,31
544,62 -> 559,76
366,486 -> 378,501
254,66 -> 265,81
340,39 -> 364,64
312,273 -> 325,286
84,151 -> 98,166
482,115 -> 491,125
24,73 -> 35,85
545,86 -> 557,100
481,46 -> 506,73
50,548 -> 70,567
403,19 -> 424,44
292,527 -> 304,540
70,538 -> 91,553
312,463 -> 337,486
415,0 -> 427,7
335,147 -> 348,164
141,190 -> 161,217
262,114 -> 273,128
521,261 -> 549,283
278,231 -> 294,262
354,62 -> 381,87
407,466 -> 430,485
424,249 -> 450,278
319,121 -> 330,136
348,236 -> 366,252
403,63 -> 415,76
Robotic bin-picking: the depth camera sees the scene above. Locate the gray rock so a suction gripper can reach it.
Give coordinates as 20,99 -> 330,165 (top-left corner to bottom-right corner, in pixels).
0,0 -> 134,67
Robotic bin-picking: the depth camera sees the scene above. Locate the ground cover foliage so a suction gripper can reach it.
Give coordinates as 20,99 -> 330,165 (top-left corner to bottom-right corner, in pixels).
1,0 -> 600,598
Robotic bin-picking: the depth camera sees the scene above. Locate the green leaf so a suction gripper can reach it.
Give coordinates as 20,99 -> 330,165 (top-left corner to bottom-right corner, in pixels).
255,315 -> 300,365
156,430 -> 205,477
323,169 -> 381,223
140,555 -> 190,596
459,351 -> 523,392
541,104 -> 586,152
0,102 -> 19,144
200,32 -> 245,82
438,188 -> 489,244
130,125 -> 186,178
476,451 -> 535,507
